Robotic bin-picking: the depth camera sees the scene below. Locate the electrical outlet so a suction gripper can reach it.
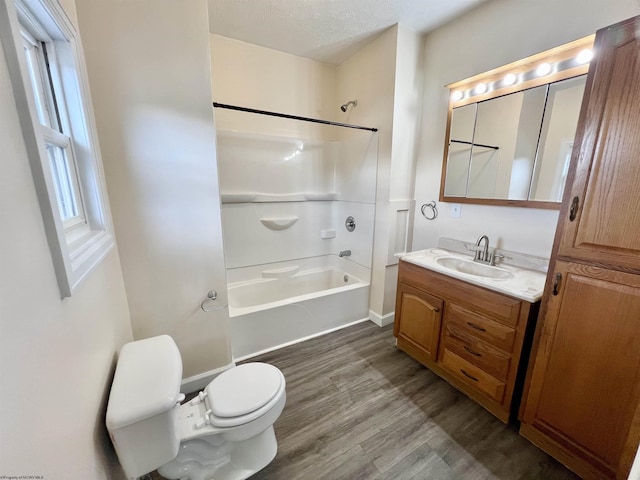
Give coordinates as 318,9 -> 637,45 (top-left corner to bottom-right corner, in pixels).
450,203 -> 462,218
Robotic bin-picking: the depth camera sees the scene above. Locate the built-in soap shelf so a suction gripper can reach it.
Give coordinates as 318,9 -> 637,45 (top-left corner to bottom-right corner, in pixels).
260,217 -> 298,230
221,192 -> 338,204
261,265 -> 300,278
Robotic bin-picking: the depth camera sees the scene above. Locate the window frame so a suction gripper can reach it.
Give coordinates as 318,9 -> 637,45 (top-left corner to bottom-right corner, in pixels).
1,0 -> 115,298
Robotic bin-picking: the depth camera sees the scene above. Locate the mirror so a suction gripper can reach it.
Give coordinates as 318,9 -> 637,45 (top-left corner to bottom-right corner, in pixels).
529,76 -> 586,201
442,75 -> 586,207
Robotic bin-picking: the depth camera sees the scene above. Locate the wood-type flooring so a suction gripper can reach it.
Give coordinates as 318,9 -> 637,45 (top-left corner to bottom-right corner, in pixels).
151,321 -> 580,479
247,321 -> 579,480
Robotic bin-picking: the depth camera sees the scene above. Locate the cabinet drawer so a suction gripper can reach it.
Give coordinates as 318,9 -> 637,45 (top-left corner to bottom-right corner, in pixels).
443,324 -> 511,380
446,303 -> 516,352
441,349 -> 506,404
399,261 -> 521,326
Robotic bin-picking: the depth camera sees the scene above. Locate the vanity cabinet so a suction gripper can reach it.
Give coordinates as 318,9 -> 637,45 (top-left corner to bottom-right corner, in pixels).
519,16 -> 640,480
394,260 -> 538,422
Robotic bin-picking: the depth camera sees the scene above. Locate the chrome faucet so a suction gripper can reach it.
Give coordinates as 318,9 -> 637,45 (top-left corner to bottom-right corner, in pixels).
474,235 -> 490,264
339,250 -> 351,257
473,235 -> 504,266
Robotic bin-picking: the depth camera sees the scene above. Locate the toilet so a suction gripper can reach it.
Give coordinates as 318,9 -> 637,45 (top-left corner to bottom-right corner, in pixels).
105,335 -> 286,480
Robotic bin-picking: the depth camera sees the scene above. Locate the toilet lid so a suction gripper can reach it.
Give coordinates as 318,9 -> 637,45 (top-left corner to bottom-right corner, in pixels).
206,363 -> 282,418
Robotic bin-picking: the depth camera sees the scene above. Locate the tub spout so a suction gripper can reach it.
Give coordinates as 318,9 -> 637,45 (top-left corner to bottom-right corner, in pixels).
339,250 -> 351,257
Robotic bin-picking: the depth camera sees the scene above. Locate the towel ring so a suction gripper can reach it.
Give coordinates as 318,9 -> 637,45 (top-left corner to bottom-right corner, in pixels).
201,290 -> 227,312
421,201 -> 438,221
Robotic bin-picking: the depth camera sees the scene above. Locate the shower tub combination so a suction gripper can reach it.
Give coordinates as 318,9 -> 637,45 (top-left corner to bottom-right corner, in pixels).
227,256 -> 370,360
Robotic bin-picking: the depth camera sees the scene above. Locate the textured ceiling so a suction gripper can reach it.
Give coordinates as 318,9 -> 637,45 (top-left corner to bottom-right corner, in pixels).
208,0 -> 486,65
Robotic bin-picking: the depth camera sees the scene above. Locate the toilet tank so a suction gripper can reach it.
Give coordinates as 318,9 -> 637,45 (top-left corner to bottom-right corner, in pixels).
106,335 -> 183,479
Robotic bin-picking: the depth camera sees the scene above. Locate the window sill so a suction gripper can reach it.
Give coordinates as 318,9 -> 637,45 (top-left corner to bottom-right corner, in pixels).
66,229 -> 115,294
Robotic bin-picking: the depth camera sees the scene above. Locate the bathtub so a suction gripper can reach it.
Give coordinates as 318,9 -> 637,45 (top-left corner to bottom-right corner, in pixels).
228,259 -> 370,360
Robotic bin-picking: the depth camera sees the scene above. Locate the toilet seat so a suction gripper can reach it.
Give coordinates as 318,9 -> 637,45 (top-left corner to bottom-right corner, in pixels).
204,363 -> 285,428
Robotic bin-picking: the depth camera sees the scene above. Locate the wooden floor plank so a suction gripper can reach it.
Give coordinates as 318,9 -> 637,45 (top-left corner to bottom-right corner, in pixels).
151,321 -> 579,479
249,321 -> 579,480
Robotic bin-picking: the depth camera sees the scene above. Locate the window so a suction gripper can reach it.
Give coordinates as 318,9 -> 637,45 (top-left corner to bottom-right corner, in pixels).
21,26 -> 87,233
1,0 -> 114,297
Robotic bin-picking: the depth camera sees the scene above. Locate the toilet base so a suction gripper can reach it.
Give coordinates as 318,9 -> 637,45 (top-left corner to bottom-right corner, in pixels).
157,426 -> 278,480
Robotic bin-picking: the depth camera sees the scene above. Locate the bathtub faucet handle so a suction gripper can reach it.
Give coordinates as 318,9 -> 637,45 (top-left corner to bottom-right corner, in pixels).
339,250 -> 351,257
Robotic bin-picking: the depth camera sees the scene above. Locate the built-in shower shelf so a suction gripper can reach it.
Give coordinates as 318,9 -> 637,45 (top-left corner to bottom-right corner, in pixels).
261,265 -> 300,278
260,217 -> 299,230
221,192 -> 338,204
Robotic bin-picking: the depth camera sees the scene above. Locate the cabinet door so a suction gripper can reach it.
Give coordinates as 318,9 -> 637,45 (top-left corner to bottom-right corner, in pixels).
558,17 -> 640,270
521,261 -> 640,479
394,282 -> 444,363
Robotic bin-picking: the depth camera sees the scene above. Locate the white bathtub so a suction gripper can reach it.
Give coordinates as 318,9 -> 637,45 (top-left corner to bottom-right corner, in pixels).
228,260 -> 370,360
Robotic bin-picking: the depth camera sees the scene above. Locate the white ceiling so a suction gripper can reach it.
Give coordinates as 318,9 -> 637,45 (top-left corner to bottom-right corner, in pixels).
207,0 -> 486,65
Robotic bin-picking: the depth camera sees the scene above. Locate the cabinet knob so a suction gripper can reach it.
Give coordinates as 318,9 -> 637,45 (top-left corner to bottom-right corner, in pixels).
569,196 -> 580,221
552,273 -> 563,296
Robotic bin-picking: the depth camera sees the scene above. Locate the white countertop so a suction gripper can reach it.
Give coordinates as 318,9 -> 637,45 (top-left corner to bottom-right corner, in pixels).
398,248 -> 547,303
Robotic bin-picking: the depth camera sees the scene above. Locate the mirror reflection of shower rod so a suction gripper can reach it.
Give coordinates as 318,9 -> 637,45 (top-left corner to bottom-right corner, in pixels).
213,102 -> 377,132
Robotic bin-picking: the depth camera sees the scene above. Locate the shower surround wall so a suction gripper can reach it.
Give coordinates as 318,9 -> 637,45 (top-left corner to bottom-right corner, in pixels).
215,115 -> 377,359
210,27 -> 423,330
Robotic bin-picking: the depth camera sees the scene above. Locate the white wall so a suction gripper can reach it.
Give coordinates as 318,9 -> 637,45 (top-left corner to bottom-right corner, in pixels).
211,34 -> 338,137
412,0 -> 640,259
76,0 -> 232,380
386,25 -> 424,315
0,0 -> 133,477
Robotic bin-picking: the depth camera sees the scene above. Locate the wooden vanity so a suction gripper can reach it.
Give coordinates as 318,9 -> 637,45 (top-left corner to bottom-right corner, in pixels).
394,259 -> 539,423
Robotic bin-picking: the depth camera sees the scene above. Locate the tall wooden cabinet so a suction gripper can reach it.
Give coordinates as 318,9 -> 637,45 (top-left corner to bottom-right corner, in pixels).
519,16 -> 640,480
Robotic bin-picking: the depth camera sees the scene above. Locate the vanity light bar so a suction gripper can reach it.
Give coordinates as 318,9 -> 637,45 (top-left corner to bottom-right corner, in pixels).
448,35 -> 595,107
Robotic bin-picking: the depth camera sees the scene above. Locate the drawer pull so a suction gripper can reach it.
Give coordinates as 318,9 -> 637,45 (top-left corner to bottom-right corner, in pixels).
466,322 -> 487,332
461,369 -> 479,382
464,345 -> 482,357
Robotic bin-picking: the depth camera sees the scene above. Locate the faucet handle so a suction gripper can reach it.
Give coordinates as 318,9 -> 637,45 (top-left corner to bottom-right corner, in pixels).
490,253 -> 505,266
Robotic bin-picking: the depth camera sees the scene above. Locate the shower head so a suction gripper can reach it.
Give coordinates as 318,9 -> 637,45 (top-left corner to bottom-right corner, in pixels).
340,100 -> 358,112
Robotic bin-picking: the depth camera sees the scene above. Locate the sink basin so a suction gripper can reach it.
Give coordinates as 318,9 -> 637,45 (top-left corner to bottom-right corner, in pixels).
436,257 -> 515,280
397,247 -> 547,302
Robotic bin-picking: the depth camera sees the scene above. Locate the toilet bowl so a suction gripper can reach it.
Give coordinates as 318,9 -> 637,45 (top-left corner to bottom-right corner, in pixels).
106,335 -> 286,480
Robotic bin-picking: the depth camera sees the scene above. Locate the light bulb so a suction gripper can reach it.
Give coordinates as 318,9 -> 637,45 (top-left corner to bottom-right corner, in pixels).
474,83 -> 487,95
576,49 -> 593,64
451,91 -> 463,102
503,73 -> 517,86
536,62 -> 552,76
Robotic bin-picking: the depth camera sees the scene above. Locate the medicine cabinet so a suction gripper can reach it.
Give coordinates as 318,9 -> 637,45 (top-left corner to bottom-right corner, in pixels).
440,36 -> 594,208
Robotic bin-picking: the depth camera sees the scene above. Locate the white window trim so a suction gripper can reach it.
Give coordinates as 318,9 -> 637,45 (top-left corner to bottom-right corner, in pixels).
0,0 -> 114,298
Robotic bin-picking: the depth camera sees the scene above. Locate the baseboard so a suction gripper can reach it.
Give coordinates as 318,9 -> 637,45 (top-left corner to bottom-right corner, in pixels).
181,361 -> 236,394
369,310 -> 395,327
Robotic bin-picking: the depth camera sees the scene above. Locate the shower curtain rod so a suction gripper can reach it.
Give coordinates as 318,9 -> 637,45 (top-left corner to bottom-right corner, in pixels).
213,102 -> 378,132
